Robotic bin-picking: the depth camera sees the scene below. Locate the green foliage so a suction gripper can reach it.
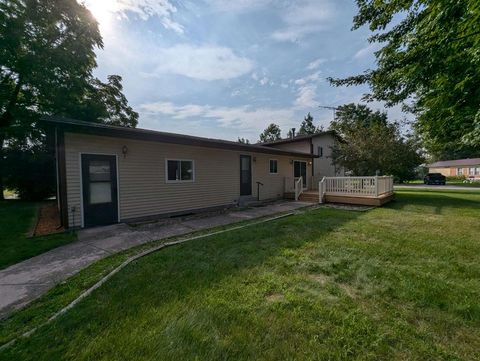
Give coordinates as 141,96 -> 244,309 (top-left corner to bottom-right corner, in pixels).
0,0 -> 138,199
237,137 -> 250,144
446,175 -> 466,182
259,123 -> 281,142
330,103 -> 423,182
298,112 -> 321,135
330,0 -> 480,158
3,142 -> 55,200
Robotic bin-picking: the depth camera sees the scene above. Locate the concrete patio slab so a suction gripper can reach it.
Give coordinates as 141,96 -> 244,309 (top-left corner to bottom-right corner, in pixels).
0,201 -> 312,318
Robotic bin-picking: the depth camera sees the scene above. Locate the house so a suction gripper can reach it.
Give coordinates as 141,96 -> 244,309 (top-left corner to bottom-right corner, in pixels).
261,131 -> 344,190
47,117 -> 316,229
427,158 -> 480,179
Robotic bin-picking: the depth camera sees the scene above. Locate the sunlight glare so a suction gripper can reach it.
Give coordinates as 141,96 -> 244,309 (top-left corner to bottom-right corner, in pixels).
85,0 -> 119,28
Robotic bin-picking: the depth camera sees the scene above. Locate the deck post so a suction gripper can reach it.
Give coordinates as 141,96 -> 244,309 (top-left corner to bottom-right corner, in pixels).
374,175 -> 379,197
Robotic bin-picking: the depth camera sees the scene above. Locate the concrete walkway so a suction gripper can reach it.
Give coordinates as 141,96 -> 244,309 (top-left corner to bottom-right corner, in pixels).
0,201 -> 312,318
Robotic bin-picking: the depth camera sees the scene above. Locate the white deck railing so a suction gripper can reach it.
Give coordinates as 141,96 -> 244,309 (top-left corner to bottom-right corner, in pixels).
319,176 -> 394,203
294,177 -> 303,201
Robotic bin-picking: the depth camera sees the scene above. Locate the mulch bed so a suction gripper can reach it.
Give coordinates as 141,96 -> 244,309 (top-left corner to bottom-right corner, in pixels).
33,202 -> 64,236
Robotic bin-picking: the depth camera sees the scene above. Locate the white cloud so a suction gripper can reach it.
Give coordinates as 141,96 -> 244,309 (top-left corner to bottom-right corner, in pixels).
307,58 -> 327,70
272,0 -> 334,42
292,71 -> 323,108
294,84 -> 319,108
354,43 -> 382,60
148,44 -> 254,81
140,101 -> 296,135
84,0 -> 184,34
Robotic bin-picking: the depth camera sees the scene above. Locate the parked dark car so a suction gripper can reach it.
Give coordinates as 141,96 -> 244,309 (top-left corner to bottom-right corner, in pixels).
424,173 -> 446,185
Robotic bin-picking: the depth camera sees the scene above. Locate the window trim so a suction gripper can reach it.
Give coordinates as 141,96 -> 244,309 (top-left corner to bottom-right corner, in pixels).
269,159 -> 278,174
165,159 -> 195,183
469,167 -> 475,176
457,167 -> 463,176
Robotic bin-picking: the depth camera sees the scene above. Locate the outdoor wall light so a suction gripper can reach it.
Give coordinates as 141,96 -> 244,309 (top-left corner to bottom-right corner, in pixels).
308,161 -> 312,165
253,156 -> 257,162
122,145 -> 128,158
289,159 -> 293,164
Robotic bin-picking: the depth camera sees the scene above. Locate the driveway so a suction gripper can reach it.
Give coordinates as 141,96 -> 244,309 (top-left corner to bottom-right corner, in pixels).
395,184 -> 480,191
0,201 -> 312,318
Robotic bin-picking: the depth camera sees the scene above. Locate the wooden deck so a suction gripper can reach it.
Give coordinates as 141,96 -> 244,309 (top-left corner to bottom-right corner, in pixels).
284,176 -> 395,206
284,191 -> 394,206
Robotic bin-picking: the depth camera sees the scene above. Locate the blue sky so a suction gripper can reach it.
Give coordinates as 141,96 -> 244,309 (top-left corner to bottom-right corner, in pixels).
84,0 -> 405,142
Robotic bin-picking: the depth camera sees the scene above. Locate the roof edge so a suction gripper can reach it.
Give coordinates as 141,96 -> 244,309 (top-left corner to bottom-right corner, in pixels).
44,116 -> 317,158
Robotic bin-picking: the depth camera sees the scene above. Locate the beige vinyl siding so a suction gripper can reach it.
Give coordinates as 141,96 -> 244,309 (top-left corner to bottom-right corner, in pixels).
311,134 -> 342,177
64,132 -> 310,228
428,167 -> 451,177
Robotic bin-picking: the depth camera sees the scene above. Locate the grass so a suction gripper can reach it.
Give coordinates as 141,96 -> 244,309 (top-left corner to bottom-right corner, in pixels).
1,190 -> 480,360
0,201 -> 76,270
404,179 -> 480,187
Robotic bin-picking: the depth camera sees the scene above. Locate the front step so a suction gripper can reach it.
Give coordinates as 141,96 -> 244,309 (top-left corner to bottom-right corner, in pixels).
299,194 -> 319,203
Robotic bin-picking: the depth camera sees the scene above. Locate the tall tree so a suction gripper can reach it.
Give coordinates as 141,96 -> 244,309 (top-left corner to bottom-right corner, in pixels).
0,0 -> 138,199
259,123 -> 281,143
298,112 -> 320,135
330,104 -> 423,182
329,0 -> 480,159
238,137 -> 250,144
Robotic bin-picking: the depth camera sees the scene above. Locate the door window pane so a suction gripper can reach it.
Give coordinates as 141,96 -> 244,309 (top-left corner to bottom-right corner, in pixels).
90,182 -> 112,204
241,157 -> 250,170
89,161 -> 110,181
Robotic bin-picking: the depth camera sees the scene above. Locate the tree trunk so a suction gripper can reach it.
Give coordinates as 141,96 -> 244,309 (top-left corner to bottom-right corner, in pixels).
0,131 -> 5,200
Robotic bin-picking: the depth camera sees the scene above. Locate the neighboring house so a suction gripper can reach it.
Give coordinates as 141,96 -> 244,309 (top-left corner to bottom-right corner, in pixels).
427,158 -> 480,179
261,131 -> 344,189
47,117 -> 315,229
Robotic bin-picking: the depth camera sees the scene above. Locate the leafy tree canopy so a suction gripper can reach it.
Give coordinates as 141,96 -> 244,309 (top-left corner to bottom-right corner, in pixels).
330,104 -> 423,182
298,112 -> 322,135
329,0 -> 480,159
238,137 -> 250,144
0,0 -> 138,199
259,123 -> 281,143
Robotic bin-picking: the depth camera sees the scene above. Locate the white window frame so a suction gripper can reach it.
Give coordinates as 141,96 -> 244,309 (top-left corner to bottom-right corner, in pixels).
269,159 -> 278,174
476,167 -> 480,176
469,167 -> 475,176
457,167 -> 463,176
165,159 -> 195,183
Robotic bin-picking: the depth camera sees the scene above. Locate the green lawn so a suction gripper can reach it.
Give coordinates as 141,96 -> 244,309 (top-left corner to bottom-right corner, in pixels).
405,179 -> 480,187
1,190 -> 480,360
0,201 -> 76,270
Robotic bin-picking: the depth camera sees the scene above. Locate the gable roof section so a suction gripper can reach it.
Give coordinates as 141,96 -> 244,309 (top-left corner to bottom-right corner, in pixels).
45,116 -> 316,158
427,158 -> 480,168
259,131 -> 337,147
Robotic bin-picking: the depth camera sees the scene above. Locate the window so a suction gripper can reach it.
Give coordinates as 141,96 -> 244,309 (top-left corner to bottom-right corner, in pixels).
166,159 -> 194,182
470,167 -> 476,176
457,167 -> 463,176
476,167 -> 480,176
269,159 -> 278,174
317,146 -> 323,157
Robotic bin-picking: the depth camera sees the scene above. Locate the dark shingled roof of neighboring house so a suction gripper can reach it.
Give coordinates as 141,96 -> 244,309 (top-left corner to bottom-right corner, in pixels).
427,158 -> 480,167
